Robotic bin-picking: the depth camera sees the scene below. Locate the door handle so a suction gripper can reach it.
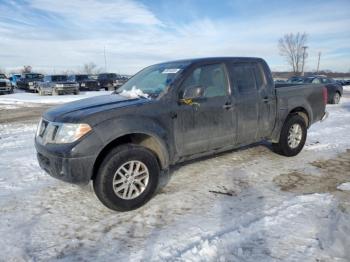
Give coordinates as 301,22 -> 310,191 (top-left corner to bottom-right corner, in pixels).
223,102 -> 233,110
262,97 -> 270,103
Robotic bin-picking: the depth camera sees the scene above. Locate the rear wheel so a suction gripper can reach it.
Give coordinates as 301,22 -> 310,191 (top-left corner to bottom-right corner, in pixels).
332,92 -> 341,104
93,144 -> 160,211
272,114 -> 307,157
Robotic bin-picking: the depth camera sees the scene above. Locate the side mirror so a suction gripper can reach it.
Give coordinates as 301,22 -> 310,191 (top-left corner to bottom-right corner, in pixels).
182,85 -> 204,100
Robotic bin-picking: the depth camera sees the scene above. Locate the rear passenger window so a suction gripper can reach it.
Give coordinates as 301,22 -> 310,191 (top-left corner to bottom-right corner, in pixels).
253,63 -> 267,89
230,63 -> 257,93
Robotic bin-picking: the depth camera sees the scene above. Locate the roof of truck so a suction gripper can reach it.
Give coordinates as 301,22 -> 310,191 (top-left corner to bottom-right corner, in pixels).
159,57 -> 264,65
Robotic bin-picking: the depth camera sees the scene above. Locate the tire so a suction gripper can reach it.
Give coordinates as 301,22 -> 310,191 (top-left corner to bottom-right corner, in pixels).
74,90 -> 80,95
331,92 -> 341,104
272,114 -> 307,157
93,144 -> 160,211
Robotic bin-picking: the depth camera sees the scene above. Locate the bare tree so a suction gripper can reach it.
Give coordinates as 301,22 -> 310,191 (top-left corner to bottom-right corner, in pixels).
278,32 -> 308,75
21,65 -> 32,73
82,62 -> 102,74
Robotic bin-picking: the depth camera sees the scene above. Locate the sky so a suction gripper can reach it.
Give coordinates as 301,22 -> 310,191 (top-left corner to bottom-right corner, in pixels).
0,0 -> 349,74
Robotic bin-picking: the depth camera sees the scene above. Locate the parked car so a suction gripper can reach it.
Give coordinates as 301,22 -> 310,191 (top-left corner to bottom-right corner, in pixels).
303,76 -> 343,104
35,57 -> 328,211
0,74 -> 14,94
8,74 -> 22,87
17,73 -> 44,92
336,79 -> 347,86
97,73 -> 127,91
37,75 -> 79,96
274,79 -> 286,84
68,74 -> 100,91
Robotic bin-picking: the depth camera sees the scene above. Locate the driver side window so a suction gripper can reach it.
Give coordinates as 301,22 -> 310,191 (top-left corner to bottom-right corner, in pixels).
181,64 -> 228,98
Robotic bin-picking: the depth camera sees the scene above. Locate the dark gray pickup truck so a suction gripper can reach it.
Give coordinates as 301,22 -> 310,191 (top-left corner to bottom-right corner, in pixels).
35,57 -> 328,211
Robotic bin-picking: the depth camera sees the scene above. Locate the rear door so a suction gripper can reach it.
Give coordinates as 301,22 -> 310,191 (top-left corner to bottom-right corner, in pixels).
229,62 -> 259,144
254,62 -> 276,138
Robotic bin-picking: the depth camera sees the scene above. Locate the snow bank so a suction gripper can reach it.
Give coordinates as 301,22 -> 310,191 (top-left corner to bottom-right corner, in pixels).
337,182 -> 350,191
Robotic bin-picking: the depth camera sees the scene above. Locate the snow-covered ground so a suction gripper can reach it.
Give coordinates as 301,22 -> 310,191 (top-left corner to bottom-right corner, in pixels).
0,90 -> 113,109
0,87 -> 350,261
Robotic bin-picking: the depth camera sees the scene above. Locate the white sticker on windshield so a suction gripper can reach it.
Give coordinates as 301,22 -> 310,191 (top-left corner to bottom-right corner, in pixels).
162,69 -> 180,74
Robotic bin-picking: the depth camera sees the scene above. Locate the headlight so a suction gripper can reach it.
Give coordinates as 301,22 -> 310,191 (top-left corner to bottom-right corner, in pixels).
37,120 -> 92,144
6,82 -> 11,87
54,123 -> 92,143
55,84 -> 64,88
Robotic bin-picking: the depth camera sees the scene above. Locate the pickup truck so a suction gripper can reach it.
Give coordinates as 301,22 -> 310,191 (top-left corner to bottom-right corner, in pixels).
98,73 -> 127,91
17,73 -> 44,92
68,74 -> 100,91
0,74 -> 14,94
35,57 -> 328,211
37,75 -> 80,95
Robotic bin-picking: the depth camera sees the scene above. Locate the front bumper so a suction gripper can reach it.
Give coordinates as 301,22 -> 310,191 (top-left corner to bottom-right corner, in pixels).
36,149 -> 95,185
35,131 -> 103,185
0,87 -> 12,93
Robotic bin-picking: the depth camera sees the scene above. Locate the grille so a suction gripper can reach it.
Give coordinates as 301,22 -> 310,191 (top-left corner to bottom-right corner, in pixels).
0,82 -> 6,87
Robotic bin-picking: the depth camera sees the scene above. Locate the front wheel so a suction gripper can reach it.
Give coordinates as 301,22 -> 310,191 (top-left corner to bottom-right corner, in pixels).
93,144 -> 160,211
272,114 -> 307,157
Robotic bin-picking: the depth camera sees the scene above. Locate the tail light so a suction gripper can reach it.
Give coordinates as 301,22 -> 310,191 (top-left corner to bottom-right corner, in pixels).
323,87 -> 328,105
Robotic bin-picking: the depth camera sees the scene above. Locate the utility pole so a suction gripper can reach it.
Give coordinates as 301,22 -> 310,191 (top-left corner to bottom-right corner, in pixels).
316,52 -> 321,73
104,46 -> 107,73
301,46 -> 308,76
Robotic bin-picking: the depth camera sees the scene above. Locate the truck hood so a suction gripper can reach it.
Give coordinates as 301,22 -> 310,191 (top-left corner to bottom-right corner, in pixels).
0,79 -> 10,83
43,94 -> 146,122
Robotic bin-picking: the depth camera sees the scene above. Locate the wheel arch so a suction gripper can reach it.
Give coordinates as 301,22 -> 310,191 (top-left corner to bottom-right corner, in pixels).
288,107 -> 310,127
91,132 -> 169,181
270,106 -> 310,143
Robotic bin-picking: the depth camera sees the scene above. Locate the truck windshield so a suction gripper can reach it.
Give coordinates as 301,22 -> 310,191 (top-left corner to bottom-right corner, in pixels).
75,75 -> 89,81
117,62 -> 189,98
52,75 -> 67,82
0,74 -> 6,79
25,74 -> 43,79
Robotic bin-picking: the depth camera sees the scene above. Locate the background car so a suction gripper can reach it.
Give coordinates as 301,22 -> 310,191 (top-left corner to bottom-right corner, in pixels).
97,73 -> 127,91
0,73 -> 14,94
287,75 -> 343,104
68,74 -> 100,91
37,75 -> 79,96
8,74 -> 22,88
17,73 -> 44,92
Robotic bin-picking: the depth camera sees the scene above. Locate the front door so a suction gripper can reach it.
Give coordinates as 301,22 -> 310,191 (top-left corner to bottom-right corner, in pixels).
176,63 -> 236,156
